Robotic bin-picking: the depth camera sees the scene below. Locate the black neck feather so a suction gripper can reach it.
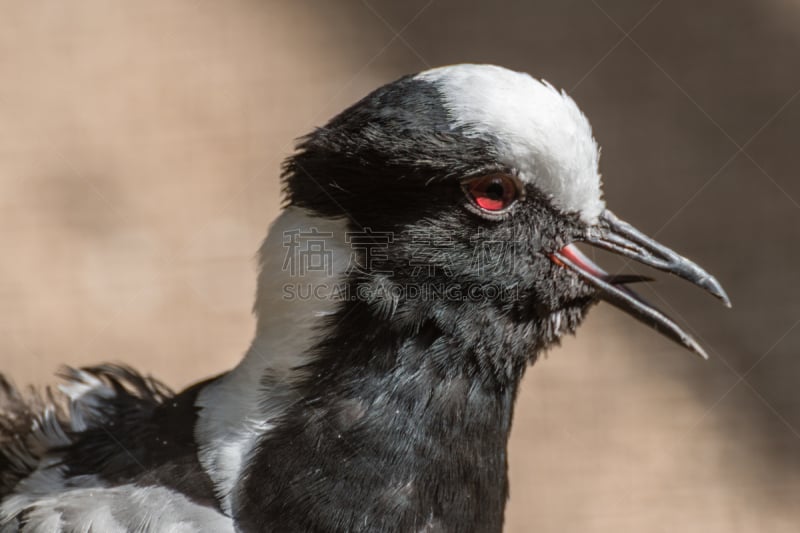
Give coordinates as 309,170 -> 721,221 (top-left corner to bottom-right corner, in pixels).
234,289 -> 537,532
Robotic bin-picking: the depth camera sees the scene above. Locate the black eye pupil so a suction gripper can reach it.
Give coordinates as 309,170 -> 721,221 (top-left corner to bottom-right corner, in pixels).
485,182 -> 505,200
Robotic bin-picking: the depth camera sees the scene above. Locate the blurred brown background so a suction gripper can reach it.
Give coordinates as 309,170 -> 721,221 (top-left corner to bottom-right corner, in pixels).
1,1 -> 798,531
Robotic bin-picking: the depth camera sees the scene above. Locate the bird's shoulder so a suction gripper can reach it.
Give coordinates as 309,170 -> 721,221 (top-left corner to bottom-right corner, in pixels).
0,365 -> 225,530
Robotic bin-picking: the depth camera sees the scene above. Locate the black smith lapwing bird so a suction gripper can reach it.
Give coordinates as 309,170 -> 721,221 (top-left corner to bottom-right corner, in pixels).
0,64 -> 729,532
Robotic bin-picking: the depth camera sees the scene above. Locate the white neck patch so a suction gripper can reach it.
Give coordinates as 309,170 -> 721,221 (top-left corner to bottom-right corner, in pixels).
416,64 -> 604,224
195,207 -> 351,514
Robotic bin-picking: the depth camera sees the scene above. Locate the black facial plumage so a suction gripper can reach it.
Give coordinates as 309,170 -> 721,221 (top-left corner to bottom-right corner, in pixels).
283,73 -> 599,356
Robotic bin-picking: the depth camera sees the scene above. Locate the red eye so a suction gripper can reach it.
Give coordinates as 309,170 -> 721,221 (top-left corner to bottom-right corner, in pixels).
463,174 -> 519,213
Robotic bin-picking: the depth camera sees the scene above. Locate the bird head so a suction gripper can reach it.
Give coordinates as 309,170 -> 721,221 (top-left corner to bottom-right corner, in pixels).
279,64 -> 729,375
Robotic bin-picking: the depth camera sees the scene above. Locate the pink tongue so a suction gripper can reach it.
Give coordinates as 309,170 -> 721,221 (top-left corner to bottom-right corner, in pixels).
559,244 -> 608,278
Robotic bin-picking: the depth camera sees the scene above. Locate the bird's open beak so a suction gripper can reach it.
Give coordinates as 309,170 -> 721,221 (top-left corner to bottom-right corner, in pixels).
550,210 -> 731,359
